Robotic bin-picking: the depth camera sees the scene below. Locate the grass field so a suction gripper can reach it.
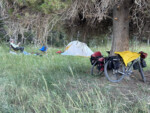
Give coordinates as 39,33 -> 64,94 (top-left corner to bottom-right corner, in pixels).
0,44 -> 150,113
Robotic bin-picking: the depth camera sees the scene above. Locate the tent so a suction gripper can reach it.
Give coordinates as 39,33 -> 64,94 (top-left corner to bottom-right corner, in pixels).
61,41 -> 93,57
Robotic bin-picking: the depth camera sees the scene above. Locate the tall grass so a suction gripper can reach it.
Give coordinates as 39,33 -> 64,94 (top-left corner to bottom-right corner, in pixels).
0,44 -> 150,113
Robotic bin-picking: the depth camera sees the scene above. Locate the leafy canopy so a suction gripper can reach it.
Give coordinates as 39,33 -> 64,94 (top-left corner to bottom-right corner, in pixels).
13,0 -> 71,14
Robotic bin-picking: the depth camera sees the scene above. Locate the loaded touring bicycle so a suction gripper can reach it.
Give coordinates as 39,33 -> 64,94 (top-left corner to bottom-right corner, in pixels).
90,51 -> 147,83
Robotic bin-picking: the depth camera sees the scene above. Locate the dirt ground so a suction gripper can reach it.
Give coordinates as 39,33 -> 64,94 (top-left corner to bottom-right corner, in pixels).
98,70 -> 150,84
144,71 -> 150,83
83,70 -> 150,98
131,71 -> 150,84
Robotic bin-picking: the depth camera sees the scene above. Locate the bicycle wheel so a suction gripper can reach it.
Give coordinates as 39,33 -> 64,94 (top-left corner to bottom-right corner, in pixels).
104,60 -> 125,82
91,61 -> 103,76
138,61 -> 146,82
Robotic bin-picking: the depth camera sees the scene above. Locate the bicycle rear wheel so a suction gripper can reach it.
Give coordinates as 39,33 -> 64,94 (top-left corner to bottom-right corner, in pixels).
138,61 -> 146,82
104,60 -> 125,82
91,61 -> 103,76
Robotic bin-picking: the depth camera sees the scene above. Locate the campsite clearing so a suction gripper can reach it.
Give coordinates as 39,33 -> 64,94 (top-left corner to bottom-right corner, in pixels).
0,45 -> 150,112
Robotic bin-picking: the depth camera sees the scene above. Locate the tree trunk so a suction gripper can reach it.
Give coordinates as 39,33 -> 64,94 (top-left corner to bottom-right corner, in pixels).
110,0 -> 132,55
148,38 -> 150,46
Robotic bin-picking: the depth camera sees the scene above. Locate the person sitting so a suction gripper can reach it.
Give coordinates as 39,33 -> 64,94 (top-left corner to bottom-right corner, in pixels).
10,39 -> 24,52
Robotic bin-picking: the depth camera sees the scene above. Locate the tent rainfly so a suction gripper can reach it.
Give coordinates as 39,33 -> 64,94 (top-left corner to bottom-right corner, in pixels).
61,41 -> 93,57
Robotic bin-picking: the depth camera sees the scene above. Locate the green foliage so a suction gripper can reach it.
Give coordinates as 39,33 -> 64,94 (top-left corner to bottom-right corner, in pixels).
88,34 -> 109,47
47,30 -> 68,47
40,0 -> 67,14
13,0 -> 70,14
0,20 -> 5,42
8,8 -> 14,15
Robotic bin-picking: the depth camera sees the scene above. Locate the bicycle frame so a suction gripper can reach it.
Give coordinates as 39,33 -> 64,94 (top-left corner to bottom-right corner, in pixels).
117,58 -> 139,76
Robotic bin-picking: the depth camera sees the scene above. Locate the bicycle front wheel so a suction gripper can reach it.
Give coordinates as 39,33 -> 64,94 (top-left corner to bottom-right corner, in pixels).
104,60 -> 125,82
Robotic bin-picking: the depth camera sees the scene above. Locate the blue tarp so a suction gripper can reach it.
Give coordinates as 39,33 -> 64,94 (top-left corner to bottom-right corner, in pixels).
10,51 -> 17,55
23,51 -> 31,55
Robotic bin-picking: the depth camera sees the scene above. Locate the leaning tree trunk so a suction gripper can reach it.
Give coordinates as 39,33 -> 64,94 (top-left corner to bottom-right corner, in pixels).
110,0 -> 132,55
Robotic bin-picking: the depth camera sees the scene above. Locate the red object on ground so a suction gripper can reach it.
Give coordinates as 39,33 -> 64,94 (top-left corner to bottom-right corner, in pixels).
91,51 -> 102,57
56,51 -> 62,54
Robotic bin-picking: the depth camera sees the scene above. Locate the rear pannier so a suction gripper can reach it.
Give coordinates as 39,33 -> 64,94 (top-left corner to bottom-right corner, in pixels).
108,56 -> 120,70
90,51 -> 103,65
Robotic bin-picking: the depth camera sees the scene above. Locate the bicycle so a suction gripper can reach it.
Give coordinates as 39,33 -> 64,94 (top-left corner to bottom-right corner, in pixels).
90,51 -> 147,83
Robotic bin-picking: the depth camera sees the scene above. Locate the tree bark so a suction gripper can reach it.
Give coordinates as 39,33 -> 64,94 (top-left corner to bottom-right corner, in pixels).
110,0 -> 132,55
148,38 -> 150,46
